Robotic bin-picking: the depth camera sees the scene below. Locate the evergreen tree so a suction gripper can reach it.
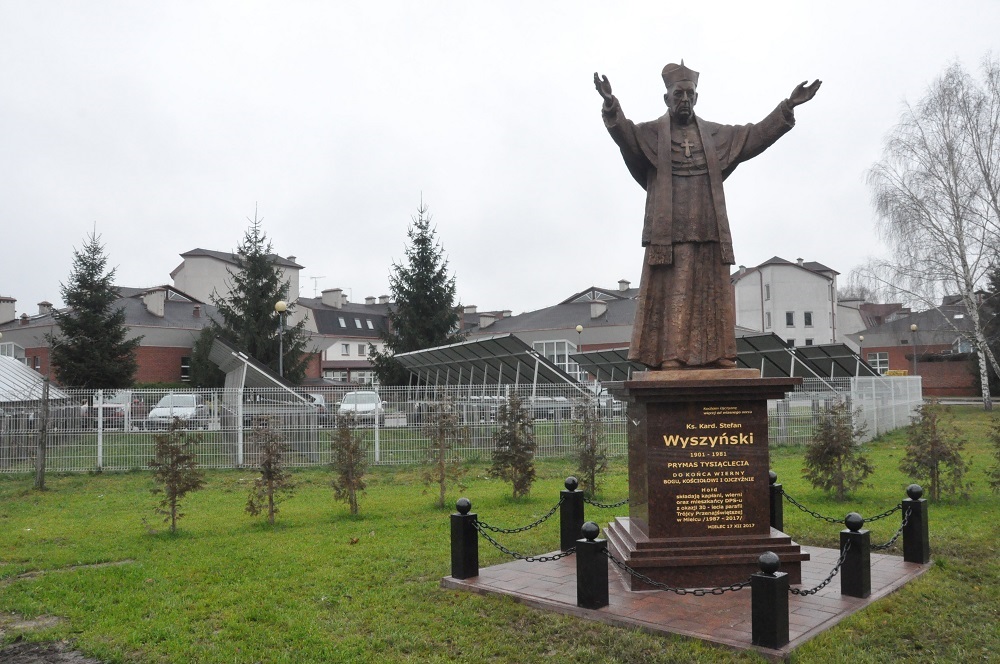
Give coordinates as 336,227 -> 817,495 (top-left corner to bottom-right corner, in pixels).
188,327 -> 225,388
802,399 -> 873,501
47,232 -> 140,388
245,417 -> 295,525
422,395 -> 468,508
986,416 -> 1000,494
148,423 -> 206,534
973,264 -> 1000,396
901,402 -> 972,500
489,392 -> 537,499
210,213 -> 309,383
330,415 -> 368,515
574,396 -> 608,498
370,203 -> 463,385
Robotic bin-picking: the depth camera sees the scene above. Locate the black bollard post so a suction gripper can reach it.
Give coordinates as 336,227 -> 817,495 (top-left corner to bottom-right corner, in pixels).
560,476 -> 585,552
450,498 -> 479,580
902,484 -> 930,564
751,551 -> 789,649
576,521 -> 609,610
840,512 -> 871,598
769,470 -> 783,531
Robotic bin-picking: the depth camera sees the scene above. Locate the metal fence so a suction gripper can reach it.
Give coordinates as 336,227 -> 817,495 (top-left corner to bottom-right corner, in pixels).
769,376 -> 923,445
0,377 -> 921,474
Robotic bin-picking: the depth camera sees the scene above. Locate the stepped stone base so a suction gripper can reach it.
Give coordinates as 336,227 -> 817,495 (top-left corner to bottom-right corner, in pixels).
605,517 -> 809,590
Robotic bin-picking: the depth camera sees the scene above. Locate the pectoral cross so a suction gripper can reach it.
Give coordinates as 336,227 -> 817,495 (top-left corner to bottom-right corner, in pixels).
680,138 -> 694,159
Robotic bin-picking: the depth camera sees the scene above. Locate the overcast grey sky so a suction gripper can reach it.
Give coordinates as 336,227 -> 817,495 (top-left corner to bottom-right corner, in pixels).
3,1 -> 999,317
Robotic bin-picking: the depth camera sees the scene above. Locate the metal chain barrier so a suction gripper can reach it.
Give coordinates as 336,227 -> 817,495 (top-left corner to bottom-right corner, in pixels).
781,488 -> 902,525
872,505 -> 912,551
603,549 -> 750,596
865,503 -> 903,523
473,521 -> 576,562
780,488 -> 846,524
476,496 -> 564,534
584,497 -> 629,509
789,540 -> 851,596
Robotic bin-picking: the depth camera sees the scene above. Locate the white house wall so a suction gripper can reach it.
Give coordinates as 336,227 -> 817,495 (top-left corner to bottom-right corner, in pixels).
735,265 -> 837,346
173,255 -> 300,305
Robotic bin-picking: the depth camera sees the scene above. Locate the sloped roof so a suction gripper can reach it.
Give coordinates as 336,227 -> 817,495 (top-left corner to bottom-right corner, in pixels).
0,286 -> 218,333
178,248 -> 304,270
732,256 -> 840,283
394,334 -> 586,391
0,357 -> 70,402
473,298 -> 636,336
559,285 -> 639,305
571,333 -> 877,382
295,297 -> 389,337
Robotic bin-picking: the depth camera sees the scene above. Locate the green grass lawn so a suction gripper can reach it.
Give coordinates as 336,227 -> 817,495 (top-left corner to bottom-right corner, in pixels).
0,406 -> 997,663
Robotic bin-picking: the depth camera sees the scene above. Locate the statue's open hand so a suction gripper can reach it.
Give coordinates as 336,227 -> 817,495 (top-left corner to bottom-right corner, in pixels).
594,72 -> 614,103
788,80 -> 821,107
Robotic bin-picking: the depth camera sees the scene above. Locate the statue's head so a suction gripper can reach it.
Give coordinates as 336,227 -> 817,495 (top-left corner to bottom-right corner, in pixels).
662,61 -> 699,122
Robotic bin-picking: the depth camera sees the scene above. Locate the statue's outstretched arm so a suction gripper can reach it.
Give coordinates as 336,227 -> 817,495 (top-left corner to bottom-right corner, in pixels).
788,80 -> 821,108
594,72 -> 615,108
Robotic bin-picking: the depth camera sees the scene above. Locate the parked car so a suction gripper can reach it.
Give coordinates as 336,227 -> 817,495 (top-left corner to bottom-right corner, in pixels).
337,391 -> 384,424
304,393 -> 333,426
88,391 -> 149,429
144,394 -> 208,430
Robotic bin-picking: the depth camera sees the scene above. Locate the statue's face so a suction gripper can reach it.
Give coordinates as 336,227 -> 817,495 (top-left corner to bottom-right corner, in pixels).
665,81 -> 697,121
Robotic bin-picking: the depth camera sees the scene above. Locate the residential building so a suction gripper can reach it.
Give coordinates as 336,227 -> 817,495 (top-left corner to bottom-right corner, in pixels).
732,257 -> 842,347
846,304 -> 977,397
0,287 -> 217,384
293,289 -> 391,384
170,248 -> 303,304
467,280 -> 639,380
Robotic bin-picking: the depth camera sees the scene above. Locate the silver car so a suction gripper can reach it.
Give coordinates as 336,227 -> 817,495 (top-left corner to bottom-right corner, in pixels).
144,394 -> 208,430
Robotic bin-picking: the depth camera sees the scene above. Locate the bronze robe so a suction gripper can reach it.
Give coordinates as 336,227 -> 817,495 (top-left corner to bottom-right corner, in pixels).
602,98 -> 795,367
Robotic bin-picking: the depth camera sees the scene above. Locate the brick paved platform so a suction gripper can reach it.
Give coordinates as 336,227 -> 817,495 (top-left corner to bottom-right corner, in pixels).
442,545 -> 929,659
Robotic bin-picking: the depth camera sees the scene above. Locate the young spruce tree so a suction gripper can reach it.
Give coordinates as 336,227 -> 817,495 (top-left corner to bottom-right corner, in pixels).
490,392 -> 536,499
370,202 -> 464,385
330,415 -> 368,515
802,399 -> 873,501
900,402 -> 972,500
208,212 -> 309,383
148,423 -> 206,534
987,416 -> 1000,494
574,396 -> 608,498
47,232 -> 140,388
422,395 -> 468,508
245,418 -> 295,525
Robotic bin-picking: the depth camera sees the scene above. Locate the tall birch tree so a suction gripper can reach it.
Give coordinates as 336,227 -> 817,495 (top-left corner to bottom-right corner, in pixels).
858,57 -> 1000,409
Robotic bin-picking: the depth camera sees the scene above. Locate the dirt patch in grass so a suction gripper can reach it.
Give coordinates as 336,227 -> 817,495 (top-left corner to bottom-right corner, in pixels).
0,640 -> 103,664
0,560 -> 134,588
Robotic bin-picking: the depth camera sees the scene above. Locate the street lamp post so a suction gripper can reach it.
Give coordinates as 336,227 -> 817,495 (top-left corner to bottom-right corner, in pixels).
575,325 -> 583,380
910,323 -> 918,376
275,300 -> 288,378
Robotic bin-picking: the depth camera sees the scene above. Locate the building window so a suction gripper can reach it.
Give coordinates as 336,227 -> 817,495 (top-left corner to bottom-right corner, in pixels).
804,311 -> 813,327
338,317 -> 346,327
355,318 -> 362,328
342,343 -> 350,356
785,311 -> 794,327
765,312 -> 772,329
358,343 -> 366,356
787,339 -> 795,347
180,356 -> 191,382
533,340 -> 582,380
805,339 -> 814,346
867,351 -> 889,375
764,284 -> 770,300
366,320 -> 374,330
